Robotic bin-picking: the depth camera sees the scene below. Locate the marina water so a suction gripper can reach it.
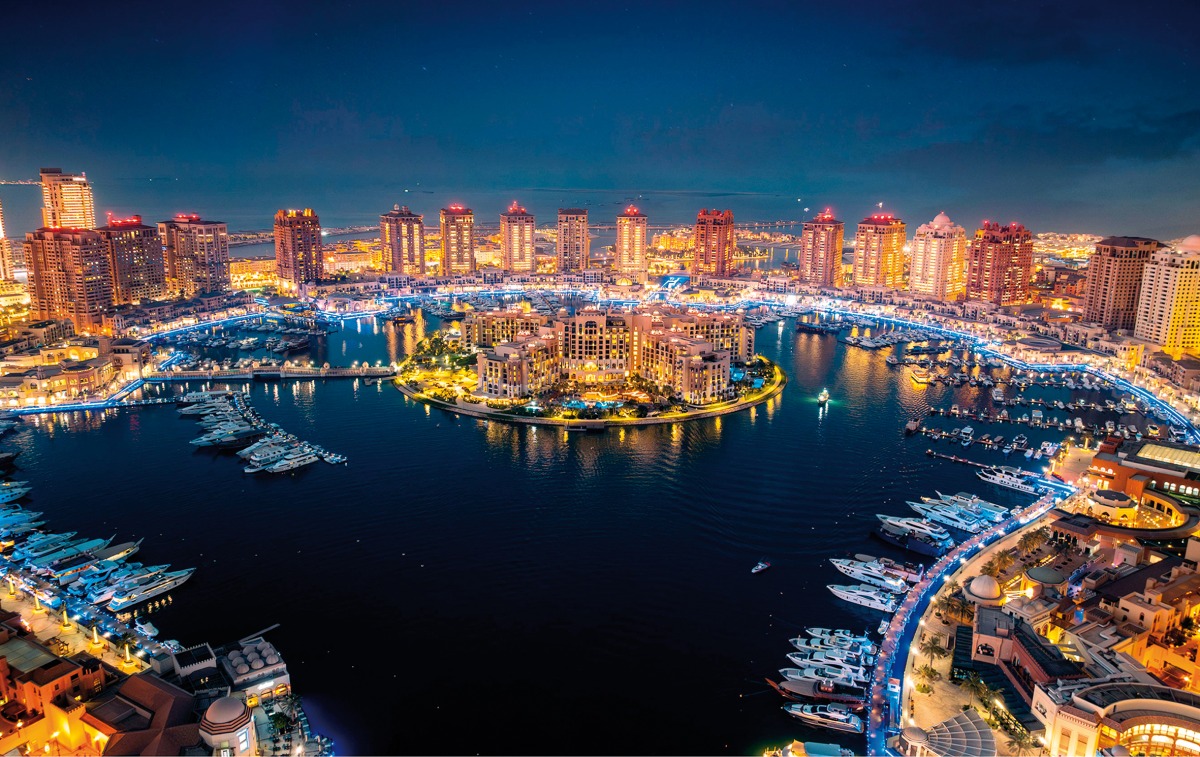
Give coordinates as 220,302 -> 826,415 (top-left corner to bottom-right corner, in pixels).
10,315 -> 1102,753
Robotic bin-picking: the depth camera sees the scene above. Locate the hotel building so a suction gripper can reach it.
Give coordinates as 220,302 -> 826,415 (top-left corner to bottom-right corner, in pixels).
1084,236 -> 1165,331
615,206 -> 647,276
440,205 -> 475,275
476,330 -> 561,399
380,205 -> 425,275
693,209 -> 735,277
158,214 -> 231,297
967,221 -> 1033,306
0,199 -> 13,280
854,214 -> 907,289
463,310 -> 549,347
40,167 -> 96,229
24,228 -> 113,332
556,208 -> 589,272
500,202 -> 535,273
96,215 -> 167,304
796,209 -> 845,287
1134,236 -> 1200,359
909,212 -> 967,301
274,208 -> 323,289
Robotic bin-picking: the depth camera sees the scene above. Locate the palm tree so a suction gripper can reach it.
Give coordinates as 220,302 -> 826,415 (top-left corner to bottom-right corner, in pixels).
993,549 -> 1018,574
1006,730 -> 1037,756
918,636 -> 949,667
943,578 -> 962,596
962,671 -> 987,705
980,559 -> 1002,577
916,664 -> 943,685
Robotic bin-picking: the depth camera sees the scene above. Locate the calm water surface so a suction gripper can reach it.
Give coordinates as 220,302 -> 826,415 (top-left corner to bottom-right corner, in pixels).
11,316 -> 1108,754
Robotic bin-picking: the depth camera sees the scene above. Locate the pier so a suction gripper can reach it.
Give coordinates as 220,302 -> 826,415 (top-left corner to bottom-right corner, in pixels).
144,365 -> 395,381
865,489 -> 1067,756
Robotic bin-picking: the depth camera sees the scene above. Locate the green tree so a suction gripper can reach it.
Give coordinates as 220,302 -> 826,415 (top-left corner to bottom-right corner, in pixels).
918,636 -> 949,667
1006,730 -> 1037,756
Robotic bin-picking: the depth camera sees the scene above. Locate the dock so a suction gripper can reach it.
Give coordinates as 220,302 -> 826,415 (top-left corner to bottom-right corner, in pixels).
144,365 -> 395,382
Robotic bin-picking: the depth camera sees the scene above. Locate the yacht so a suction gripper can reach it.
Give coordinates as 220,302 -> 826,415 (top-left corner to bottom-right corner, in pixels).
875,515 -> 953,547
827,584 -> 899,612
783,703 -> 864,734
874,520 -> 948,558
751,561 -> 771,574
134,617 -> 159,637
266,450 -> 320,473
789,637 -> 876,661
785,653 -> 867,682
908,501 -> 985,533
817,388 -> 830,405
108,568 -> 195,612
28,536 -> 113,569
932,492 -> 1008,521
854,554 -> 923,583
0,486 -> 31,504
977,467 -> 1039,494
779,666 -> 862,688
805,628 -> 874,646
829,559 -> 908,593
1012,433 -> 1029,448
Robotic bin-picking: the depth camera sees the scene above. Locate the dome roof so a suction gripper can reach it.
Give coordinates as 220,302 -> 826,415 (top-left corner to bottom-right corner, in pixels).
204,697 -> 247,725
969,574 -> 1002,600
902,727 -> 930,746
931,212 -> 953,227
1093,489 -> 1133,505
1177,234 -> 1200,252
1026,566 -> 1066,585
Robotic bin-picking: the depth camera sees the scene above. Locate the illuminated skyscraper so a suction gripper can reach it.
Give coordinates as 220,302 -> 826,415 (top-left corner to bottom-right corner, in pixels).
615,206 -> 647,275
796,209 -> 844,287
274,209 -> 323,289
380,205 -> 425,275
500,202 -> 535,273
693,209 -> 735,277
556,209 -> 589,272
0,199 -> 13,280
97,214 -> 167,304
158,214 -> 230,297
1083,236 -> 1164,331
24,228 -> 113,332
39,168 -> 96,229
1134,236 -> 1200,359
854,214 -> 907,288
966,221 -> 1033,306
440,205 -> 475,275
909,212 -> 967,301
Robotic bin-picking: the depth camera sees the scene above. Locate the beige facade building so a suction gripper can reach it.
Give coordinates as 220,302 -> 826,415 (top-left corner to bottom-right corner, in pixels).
274,208 -> 323,290
500,202 -> 535,272
440,205 -> 475,275
463,311 -> 548,347
693,209 -> 735,277
556,208 -> 589,272
797,209 -> 844,287
24,228 -> 113,333
39,167 -> 96,229
1134,236 -> 1200,358
0,199 -> 13,280
476,330 -> 561,399
380,205 -> 425,275
967,220 -> 1033,306
96,215 -> 167,304
615,206 -> 647,275
854,214 -> 906,288
1084,236 -> 1165,331
909,212 -> 967,301
158,214 -> 230,297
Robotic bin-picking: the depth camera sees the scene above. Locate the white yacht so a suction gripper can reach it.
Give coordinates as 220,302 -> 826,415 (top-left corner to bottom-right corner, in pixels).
789,638 -> 875,663
794,633 -> 878,657
827,584 -> 899,612
875,515 -> 953,547
908,501 -> 985,533
783,703 -> 864,734
786,652 -> 868,681
779,666 -> 862,688
933,492 -> 1008,521
107,568 -> 195,612
266,450 -> 320,473
977,467 -> 1039,494
829,559 -> 908,593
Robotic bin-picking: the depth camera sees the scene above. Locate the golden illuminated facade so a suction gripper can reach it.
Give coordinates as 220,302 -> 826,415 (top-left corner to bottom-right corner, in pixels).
556,208 -> 589,272
500,202 -> 535,272
97,215 -> 167,304
440,205 -> 475,275
380,205 -> 425,275
1134,237 -> 1200,359
693,209 -> 735,277
463,311 -> 548,347
24,228 -> 113,332
1084,236 -> 1164,331
274,208 -> 323,289
967,221 -> 1033,306
158,214 -> 231,297
909,212 -> 967,301
615,206 -> 647,275
0,199 -> 13,280
797,209 -> 844,287
854,214 -> 906,288
39,167 -> 96,229
230,257 -> 277,290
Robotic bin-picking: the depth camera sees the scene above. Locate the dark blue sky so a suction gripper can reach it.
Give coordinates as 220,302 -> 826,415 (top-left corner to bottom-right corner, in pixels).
3,0 -> 1198,237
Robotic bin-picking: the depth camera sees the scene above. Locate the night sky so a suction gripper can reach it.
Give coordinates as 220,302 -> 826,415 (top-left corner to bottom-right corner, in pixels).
2,0 -> 1198,237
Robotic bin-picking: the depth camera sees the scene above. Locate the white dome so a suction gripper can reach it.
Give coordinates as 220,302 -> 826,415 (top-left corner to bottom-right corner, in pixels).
931,212 -> 953,227
265,654 -> 280,665
250,659 -> 264,670
969,574 -> 1002,601
1179,234 -> 1200,252
204,697 -> 247,725
235,663 -> 250,675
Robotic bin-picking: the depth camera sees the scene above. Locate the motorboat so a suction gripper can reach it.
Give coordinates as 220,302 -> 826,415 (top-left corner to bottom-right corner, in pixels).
875,515 -> 953,547
134,617 -> 159,637
977,467 -> 1039,494
908,501 -> 984,533
785,653 -> 867,682
752,561 -> 771,574
829,559 -> 907,593
783,703 -> 864,734
108,568 -> 196,612
827,584 -> 899,612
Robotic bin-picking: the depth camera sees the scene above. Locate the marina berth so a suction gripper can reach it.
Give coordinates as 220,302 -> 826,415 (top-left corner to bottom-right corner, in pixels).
829,558 -> 909,593
906,501 -> 985,533
826,583 -> 899,612
783,703 -> 865,734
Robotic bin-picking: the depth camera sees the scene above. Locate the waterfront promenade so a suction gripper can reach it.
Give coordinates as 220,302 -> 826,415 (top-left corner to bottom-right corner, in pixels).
865,488 -> 1070,755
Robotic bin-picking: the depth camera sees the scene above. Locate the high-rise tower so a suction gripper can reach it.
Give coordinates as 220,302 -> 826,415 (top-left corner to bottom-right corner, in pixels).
909,212 -> 967,301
